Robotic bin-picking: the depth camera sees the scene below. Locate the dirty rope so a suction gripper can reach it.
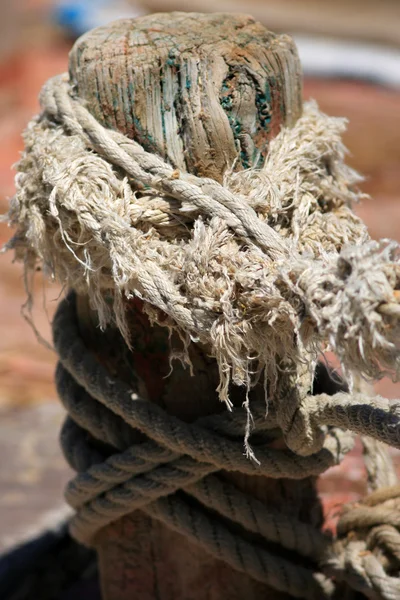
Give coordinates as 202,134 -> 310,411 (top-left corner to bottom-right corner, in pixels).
5,71 -> 400,600
55,294 -> 400,600
6,74 -> 400,404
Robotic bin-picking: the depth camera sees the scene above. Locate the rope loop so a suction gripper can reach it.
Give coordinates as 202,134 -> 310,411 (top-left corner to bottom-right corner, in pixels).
7,73 -> 400,405
5,66 -> 400,600
54,294 -> 400,599
324,486 -> 400,599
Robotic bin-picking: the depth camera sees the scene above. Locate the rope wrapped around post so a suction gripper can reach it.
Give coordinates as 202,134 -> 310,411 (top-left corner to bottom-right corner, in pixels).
7,74 -> 400,399
54,293 -> 400,599
4,11 -> 400,600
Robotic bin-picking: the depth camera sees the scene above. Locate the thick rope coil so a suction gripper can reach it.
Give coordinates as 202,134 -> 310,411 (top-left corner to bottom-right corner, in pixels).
6,74 -> 400,404
324,486 -> 400,599
4,66 -> 400,599
55,295 -> 400,600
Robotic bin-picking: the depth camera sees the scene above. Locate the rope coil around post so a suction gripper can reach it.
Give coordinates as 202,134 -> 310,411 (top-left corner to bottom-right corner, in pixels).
55,294 -> 400,600
7,75 -> 400,403
4,36 -> 400,599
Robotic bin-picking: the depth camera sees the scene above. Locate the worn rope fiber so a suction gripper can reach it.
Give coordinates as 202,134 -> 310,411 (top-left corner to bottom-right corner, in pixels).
6,74 -> 400,404
55,294 -> 400,600
5,69 -> 400,599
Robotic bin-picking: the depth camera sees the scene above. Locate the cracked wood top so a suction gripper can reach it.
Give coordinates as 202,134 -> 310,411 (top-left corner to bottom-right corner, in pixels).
69,12 -> 302,182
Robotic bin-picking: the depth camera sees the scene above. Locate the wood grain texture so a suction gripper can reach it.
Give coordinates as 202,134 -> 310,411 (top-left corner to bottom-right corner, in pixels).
69,12 -> 302,181
69,13 -> 312,600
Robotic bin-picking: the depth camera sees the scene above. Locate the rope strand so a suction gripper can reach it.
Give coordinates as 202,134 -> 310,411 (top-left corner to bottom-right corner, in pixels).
55,294 -> 400,599
8,74 -> 400,402
5,66 -> 400,599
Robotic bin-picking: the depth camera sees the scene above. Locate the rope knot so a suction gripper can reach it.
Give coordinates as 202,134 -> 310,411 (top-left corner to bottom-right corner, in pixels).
325,486 -> 400,599
50,295 -> 400,599
5,67 -> 400,600
7,73 -> 400,404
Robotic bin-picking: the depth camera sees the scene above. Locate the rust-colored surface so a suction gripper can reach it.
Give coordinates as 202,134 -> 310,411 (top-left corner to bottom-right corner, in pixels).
0,14 -> 73,555
0,39 -> 68,411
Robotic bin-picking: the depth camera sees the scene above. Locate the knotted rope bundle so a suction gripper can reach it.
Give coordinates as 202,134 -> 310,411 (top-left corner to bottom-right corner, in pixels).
327,486 -> 400,599
55,293 -> 400,599
6,74 -> 400,402
4,46 -> 400,599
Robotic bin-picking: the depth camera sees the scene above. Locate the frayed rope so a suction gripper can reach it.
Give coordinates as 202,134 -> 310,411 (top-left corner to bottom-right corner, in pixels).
4,73 -> 400,405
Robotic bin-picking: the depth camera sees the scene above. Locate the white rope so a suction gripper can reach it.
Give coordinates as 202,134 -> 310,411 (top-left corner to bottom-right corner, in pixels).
4,70 -> 400,599
7,74 -> 400,404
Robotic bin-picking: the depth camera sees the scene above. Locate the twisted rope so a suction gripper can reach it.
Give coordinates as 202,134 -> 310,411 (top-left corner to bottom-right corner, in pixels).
325,487 -> 400,599
54,296 -> 353,538
7,74 -> 400,402
44,75 -> 288,261
55,295 -> 400,599
5,65 -> 400,600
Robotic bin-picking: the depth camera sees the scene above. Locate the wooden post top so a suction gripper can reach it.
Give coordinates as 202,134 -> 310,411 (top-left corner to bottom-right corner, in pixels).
69,12 -> 302,181
69,13 -> 307,599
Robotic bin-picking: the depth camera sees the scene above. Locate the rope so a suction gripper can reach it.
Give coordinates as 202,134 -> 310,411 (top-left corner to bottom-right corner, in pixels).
55,294 -> 400,600
5,65 -> 400,600
46,76 -> 288,260
7,74 -> 400,404
324,487 -> 400,599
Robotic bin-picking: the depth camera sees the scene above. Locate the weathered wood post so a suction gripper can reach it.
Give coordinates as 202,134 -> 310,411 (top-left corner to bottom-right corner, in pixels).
8,7 -> 400,599
68,12 -> 309,600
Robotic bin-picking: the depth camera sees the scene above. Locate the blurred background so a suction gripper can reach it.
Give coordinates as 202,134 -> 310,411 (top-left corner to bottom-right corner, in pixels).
0,0 -> 399,555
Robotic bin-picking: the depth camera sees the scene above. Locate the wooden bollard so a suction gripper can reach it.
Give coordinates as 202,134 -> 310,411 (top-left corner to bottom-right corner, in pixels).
69,12 -> 309,600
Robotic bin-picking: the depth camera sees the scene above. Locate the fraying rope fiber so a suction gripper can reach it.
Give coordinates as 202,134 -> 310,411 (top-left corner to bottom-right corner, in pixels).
5,69 -> 400,599
5,74 -> 400,403
55,294 -> 400,599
